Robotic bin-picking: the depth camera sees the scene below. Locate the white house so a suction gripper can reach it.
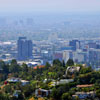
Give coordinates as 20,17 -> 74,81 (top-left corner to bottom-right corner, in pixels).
21,80 -> 30,86
35,88 -> 51,97
66,66 -> 80,76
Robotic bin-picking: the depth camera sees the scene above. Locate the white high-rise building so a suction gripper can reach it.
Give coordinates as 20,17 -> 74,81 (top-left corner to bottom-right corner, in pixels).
63,50 -> 73,63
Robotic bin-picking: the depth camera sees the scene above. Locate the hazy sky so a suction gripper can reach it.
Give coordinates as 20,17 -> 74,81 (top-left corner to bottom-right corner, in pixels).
0,0 -> 100,13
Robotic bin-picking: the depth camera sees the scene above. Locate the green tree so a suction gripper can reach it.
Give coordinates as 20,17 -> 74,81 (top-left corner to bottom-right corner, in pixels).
0,92 -> 10,100
0,60 -> 9,73
51,88 -> 59,100
80,67 -> 92,74
22,84 -> 34,98
9,59 -> 21,73
22,63 -> 28,72
53,59 -> 62,66
96,89 -> 100,98
61,93 -> 72,100
45,62 -> 51,69
11,59 -> 17,65
4,85 -> 13,94
66,59 -> 74,66
62,60 -> 65,67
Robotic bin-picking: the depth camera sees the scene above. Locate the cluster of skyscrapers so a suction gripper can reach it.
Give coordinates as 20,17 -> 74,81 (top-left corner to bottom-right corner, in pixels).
1,36 -> 99,70
53,39 -> 100,69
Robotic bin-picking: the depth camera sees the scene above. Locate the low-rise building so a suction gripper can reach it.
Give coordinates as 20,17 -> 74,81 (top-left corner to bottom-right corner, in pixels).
6,77 -> 29,86
21,80 -> 30,86
7,77 -> 21,83
35,88 -> 51,97
33,65 -> 45,70
72,84 -> 95,99
72,91 -> 96,99
57,79 -> 74,85
76,84 -> 93,88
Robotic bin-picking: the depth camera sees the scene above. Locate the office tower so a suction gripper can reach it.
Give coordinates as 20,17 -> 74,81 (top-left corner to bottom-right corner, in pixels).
88,49 -> 100,68
69,40 -> 80,51
53,51 -> 63,61
88,42 -> 97,49
73,51 -> 87,63
18,37 -> 32,60
63,50 -> 73,63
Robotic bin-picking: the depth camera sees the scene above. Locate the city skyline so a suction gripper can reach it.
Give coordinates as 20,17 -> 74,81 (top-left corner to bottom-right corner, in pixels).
0,0 -> 100,99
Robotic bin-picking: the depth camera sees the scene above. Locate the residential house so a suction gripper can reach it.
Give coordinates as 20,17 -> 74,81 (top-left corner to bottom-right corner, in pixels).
66,66 -> 80,76
21,80 -> 30,86
57,79 -> 74,85
7,77 -> 21,83
72,91 -> 96,99
35,88 -> 51,97
72,84 -> 95,99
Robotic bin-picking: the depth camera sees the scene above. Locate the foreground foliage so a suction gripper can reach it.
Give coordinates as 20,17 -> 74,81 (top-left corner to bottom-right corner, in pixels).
0,59 -> 100,100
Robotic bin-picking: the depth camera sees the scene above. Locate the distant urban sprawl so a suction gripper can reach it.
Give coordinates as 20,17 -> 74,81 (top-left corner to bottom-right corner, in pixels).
0,35 -> 100,70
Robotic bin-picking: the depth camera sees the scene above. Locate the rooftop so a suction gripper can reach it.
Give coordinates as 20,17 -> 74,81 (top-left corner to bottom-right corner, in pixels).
76,84 -> 93,88
33,65 -> 45,69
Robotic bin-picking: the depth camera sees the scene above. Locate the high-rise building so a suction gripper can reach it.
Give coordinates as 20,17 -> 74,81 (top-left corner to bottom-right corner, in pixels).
69,40 -> 80,51
88,49 -> 100,68
53,51 -> 63,61
73,51 -> 88,63
88,42 -> 97,49
63,50 -> 73,63
17,37 -> 32,60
